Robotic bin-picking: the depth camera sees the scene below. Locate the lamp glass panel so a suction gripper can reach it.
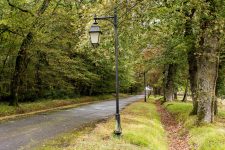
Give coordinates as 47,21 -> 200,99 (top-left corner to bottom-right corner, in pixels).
90,32 -> 100,44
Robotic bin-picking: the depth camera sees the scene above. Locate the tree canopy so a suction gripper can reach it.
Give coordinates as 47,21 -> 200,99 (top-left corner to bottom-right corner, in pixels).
1,0 -> 225,124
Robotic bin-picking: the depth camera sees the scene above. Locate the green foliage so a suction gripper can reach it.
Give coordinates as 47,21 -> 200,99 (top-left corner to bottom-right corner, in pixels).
1,0 -> 224,105
0,0 -> 145,103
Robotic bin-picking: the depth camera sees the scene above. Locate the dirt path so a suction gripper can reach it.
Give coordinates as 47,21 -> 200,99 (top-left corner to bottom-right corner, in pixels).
155,101 -> 189,150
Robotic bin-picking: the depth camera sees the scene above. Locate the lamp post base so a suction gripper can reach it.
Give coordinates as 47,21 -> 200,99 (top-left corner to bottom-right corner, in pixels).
114,113 -> 122,136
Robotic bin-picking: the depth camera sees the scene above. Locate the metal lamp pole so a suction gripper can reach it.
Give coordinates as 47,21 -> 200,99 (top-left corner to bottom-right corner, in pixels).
94,7 -> 122,135
144,71 -> 147,102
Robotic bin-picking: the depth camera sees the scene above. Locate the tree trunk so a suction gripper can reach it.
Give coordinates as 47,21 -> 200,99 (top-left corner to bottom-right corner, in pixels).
174,88 -> 177,100
153,87 -> 157,97
188,51 -> 198,114
183,6 -> 198,114
182,79 -> 188,102
165,64 -> 176,101
9,32 -> 33,106
163,65 -> 168,101
196,0 -> 219,124
197,52 -> 218,123
154,87 -> 161,96
158,88 -> 162,95
214,98 -> 218,115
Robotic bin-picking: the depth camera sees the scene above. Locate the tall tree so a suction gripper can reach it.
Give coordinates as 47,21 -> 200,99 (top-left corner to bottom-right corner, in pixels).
9,0 -> 51,106
182,2 -> 198,114
196,0 -> 220,123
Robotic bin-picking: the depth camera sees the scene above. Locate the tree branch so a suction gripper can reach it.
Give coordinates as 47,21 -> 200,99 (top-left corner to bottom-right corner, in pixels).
7,0 -> 35,16
0,24 -> 24,36
51,0 -> 61,15
37,0 -> 51,16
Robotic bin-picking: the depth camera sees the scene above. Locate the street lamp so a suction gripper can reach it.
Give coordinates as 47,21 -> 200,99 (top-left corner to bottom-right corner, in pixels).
89,20 -> 101,48
89,7 -> 122,136
144,71 -> 147,102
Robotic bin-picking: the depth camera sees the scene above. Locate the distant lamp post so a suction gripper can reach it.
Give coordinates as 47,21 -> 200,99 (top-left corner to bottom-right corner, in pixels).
89,21 -> 101,47
89,7 -> 122,136
144,71 -> 147,102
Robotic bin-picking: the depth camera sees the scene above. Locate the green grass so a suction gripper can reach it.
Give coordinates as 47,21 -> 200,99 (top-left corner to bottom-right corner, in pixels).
0,94 -> 128,118
164,100 -> 225,150
148,95 -> 163,101
189,125 -> 225,150
37,99 -> 168,150
218,105 -> 225,118
164,101 -> 195,128
122,101 -> 167,149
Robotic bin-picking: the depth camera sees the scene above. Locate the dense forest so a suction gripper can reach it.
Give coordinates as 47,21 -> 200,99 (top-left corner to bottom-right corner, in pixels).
0,0 -> 145,105
1,0 -> 225,124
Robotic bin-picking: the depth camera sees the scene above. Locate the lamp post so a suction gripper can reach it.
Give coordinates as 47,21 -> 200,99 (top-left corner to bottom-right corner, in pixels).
89,7 -> 122,136
144,71 -> 147,102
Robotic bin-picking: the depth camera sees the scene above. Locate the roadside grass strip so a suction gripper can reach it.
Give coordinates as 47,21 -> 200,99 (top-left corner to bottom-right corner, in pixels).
38,100 -> 168,150
0,94 -> 129,119
164,101 -> 225,150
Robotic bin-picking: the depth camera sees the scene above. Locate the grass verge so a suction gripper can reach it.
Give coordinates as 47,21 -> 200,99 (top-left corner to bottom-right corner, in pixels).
0,94 -> 129,119
37,99 -> 168,150
164,101 -> 225,150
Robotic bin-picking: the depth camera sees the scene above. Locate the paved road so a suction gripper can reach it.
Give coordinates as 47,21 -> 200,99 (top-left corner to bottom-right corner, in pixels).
0,95 -> 144,150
